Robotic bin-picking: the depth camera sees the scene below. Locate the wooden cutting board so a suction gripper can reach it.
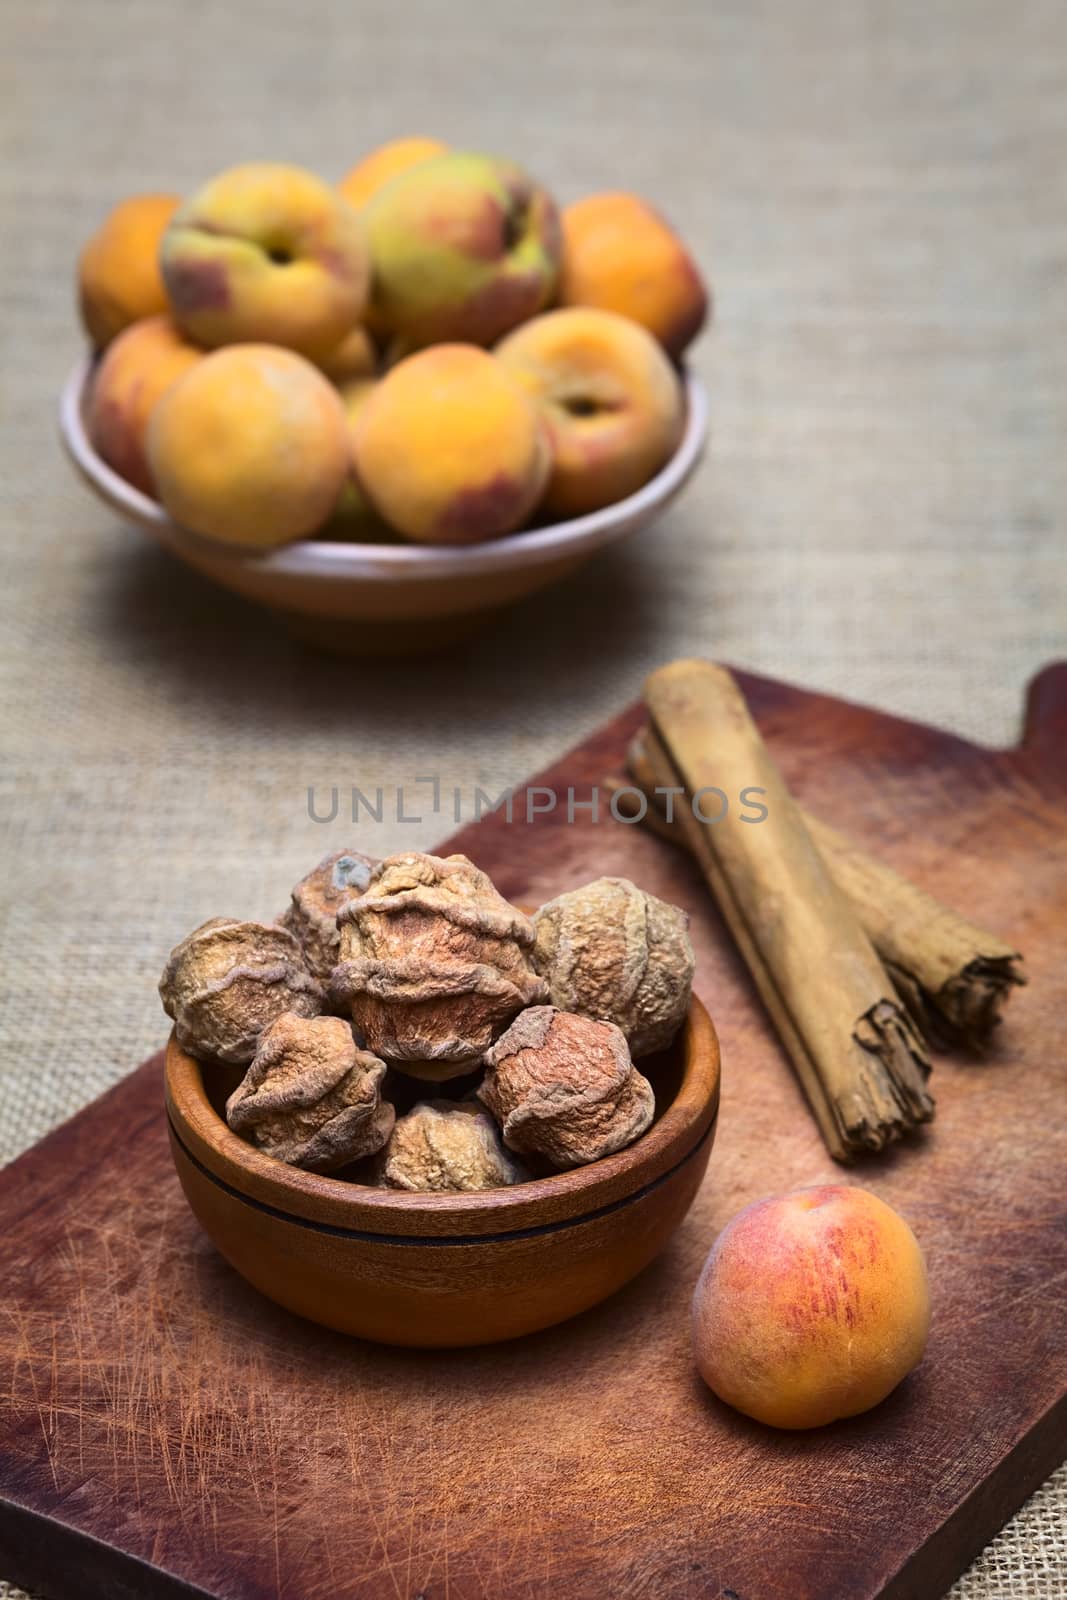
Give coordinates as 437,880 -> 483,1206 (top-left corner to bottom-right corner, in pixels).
2,667 -> 1065,1600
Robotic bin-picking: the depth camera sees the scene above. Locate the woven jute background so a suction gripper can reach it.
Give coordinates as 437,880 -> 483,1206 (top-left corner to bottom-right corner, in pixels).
2,0 -> 1065,1594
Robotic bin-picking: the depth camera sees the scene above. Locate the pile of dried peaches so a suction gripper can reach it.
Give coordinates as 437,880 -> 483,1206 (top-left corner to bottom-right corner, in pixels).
160,849 -> 695,1191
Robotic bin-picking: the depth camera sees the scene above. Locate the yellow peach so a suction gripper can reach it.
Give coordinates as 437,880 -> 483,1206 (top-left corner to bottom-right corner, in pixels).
338,137 -> 448,210
338,376 -> 377,427
78,193 -> 182,349
316,325 -> 379,383
329,376 -> 394,537
692,1185 -> 930,1430
87,315 -> 203,495
161,164 -> 369,360
560,192 -> 709,356
353,345 -> 549,544
147,345 -> 349,548
495,307 -> 684,517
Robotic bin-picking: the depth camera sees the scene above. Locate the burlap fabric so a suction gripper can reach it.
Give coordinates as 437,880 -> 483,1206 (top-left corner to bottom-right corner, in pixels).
2,0 -> 1065,1593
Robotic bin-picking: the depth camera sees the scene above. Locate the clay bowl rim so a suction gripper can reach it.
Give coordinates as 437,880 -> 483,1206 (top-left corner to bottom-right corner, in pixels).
60,355 -> 709,582
164,995 -> 720,1242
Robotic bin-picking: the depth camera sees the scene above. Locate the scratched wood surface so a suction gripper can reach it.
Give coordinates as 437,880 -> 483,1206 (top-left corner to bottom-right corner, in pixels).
1,667 -> 1065,1600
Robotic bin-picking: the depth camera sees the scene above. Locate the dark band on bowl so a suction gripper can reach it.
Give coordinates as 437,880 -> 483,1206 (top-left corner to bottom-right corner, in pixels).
166,1110 -> 716,1247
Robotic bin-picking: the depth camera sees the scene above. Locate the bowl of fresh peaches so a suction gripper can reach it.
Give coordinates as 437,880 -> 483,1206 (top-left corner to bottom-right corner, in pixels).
62,138 -> 710,652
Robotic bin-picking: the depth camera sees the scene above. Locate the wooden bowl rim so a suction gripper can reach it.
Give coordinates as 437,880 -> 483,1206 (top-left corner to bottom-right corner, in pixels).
165,996 -> 720,1241
60,355 -> 709,583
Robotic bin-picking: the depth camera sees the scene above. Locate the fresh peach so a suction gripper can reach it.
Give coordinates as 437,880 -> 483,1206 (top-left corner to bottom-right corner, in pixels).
338,377 -> 378,425
316,325 -> 378,383
496,307 -> 684,517
161,164 -> 369,360
87,315 -> 203,495
328,376 -> 395,538
78,193 -> 182,349
316,345 -> 393,538
338,137 -> 448,210
364,152 -> 561,348
147,345 -> 349,548
692,1185 -> 930,1430
353,345 -> 549,544
559,192 -> 709,356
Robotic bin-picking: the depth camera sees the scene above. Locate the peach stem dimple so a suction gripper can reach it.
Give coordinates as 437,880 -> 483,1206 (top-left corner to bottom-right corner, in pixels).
561,396 -> 601,418
501,199 -> 528,253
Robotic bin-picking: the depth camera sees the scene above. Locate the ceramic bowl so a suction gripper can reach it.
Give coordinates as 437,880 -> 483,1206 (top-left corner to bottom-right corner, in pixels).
60,357 -> 708,653
164,997 -> 720,1347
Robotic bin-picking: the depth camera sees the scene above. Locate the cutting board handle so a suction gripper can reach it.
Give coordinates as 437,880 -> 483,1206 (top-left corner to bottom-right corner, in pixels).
1022,661 -> 1067,749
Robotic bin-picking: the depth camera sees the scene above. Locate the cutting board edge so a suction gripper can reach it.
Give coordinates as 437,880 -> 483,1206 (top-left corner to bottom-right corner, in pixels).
0,1488 -> 217,1600
881,1388 -> 1067,1600
0,1056 -> 164,1227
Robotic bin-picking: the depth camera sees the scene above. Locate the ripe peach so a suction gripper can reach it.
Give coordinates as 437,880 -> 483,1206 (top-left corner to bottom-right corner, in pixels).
78,193 -> 182,349
496,307 -> 684,517
364,152 -> 561,348
559,192 -> 709,357
338,137 -> 448,210
147,345 -> 350,548
353,345 -> 549,544
87,315 -> 203,495
316,325 -> 378,383
329,376 -> 394,537
161,163 -> 369,360
692,1185 -> 930,1430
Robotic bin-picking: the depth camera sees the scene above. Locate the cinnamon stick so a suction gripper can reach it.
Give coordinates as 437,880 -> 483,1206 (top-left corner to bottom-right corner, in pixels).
644,660 -> 934,1161
619,730 -> 1024,1049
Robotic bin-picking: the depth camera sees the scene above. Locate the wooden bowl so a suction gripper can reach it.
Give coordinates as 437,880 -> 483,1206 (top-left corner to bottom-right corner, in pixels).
164,997 -> 720,1347
60,356 -> 708,654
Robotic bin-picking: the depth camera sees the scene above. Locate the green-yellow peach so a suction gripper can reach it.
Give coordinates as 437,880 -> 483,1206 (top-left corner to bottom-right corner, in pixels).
365,152 -> 561,348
